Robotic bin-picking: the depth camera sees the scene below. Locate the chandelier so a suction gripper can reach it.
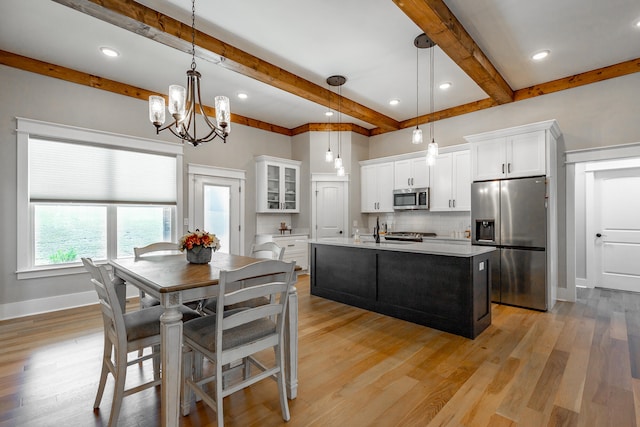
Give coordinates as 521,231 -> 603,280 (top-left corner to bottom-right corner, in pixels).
148,0 -> 230,146
413,34 -> 439,164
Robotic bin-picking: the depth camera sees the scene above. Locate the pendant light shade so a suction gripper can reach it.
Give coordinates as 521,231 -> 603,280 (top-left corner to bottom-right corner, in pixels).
412,128 -> 423,145
325,84 -> 334,162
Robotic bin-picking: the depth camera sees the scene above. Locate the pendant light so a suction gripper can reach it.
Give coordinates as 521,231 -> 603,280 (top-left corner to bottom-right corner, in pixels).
148,0 -> 230,146
411,39 -> 423,145
327,75 -> 346,176
425,35 -> 439,165
325,83 -> 334,163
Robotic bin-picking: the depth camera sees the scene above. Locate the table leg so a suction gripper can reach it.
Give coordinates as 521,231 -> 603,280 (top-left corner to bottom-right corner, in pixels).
160,294 -> 183,427
284,285 -> 298,399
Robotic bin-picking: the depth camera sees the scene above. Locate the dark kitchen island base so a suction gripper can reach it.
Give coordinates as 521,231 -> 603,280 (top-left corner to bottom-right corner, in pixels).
310,242 -> 492,339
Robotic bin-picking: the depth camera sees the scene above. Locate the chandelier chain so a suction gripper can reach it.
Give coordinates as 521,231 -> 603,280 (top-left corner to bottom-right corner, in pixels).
190,0 -> 196,71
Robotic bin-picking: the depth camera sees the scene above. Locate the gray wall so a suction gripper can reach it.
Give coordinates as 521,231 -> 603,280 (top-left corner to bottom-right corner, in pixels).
0,64 -> 290,307
2,62 -> 640,311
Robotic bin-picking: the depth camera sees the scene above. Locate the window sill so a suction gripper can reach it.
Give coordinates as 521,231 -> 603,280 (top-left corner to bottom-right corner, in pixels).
16,263 -> 109,280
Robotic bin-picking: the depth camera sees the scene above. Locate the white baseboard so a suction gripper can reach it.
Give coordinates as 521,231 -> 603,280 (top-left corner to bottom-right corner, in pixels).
0,285 -> 139,321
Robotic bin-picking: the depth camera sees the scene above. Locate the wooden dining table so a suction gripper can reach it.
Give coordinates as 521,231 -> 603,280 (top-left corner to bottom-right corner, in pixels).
109,252 -> 299,427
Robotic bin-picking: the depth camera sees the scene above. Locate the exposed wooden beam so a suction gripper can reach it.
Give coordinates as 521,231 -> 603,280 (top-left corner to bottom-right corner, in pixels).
291,123 -> 371,137
392,0 -> 514,105
514,57 -> 640,101
0,49 -> 292,137
51,0 -> 401,132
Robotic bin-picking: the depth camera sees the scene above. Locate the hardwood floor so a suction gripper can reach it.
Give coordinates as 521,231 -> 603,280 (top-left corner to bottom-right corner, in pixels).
1,275 -> 639,426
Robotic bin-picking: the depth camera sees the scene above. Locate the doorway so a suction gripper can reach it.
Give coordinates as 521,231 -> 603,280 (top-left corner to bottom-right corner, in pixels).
189,165 -> 245,255
311,174 -> 349,240
586,165 -> 640,292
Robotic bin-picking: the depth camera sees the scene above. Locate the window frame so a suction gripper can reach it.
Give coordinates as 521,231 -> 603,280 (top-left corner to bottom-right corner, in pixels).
16,117 -> 184,279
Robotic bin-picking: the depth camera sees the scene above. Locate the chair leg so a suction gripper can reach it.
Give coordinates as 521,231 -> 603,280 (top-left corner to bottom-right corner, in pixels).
194,352 -> 203,402
243,357 -> 251,380
152,344 -> 161,381
109,346 -> 128,426
276,345 -> 290,421
94,337 -> 111,409
216,361 -> 224,427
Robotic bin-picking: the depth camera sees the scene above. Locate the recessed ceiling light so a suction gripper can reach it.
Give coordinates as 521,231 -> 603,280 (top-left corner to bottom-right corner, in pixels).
389,99 -> 400,106
99,47 -> 119,58
237,92 -> 248,100
531,50 -> 550,61
439,82 -> 452,90
325,111 -> 334,117
635,19 -> 640,28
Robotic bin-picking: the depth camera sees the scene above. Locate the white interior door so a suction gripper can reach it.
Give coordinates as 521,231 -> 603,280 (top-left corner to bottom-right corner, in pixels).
590,167 -> 640,292
313,180 -> 347,239
193,176 -> 241,254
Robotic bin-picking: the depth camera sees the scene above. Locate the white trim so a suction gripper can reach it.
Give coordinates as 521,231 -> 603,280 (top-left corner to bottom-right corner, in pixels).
254,155 -> 301,167
565,141 -> 640,164
584,157 -> 640,172
359,143 -> 470,167
16,117 -> 183,155
311,172 -> 350,182
0,286 -> 140,321
575,278 -> 588,288
188,163 -> 246,180
555,287 -> 574,302
464,119 -> 561,143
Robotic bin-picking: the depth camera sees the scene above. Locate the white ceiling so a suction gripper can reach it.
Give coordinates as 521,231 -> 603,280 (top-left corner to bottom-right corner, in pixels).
1,0 -> 639,131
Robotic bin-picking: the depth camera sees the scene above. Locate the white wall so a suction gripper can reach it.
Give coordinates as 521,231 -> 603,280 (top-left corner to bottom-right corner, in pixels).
0,65 -> 291,315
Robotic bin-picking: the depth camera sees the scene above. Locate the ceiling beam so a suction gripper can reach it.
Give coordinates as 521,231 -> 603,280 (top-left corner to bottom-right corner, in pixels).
0,49 -> 292,137
51,0 -> 400,132
392,0 -> 514,105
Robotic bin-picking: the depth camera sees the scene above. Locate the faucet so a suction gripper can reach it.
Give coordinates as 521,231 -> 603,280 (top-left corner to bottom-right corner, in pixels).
373,216 -> 380,243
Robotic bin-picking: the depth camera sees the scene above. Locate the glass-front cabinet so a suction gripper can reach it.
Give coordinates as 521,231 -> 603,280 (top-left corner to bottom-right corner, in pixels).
256,155 -> 301,213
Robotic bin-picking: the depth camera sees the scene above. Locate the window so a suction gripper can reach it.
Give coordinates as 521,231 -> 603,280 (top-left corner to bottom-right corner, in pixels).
17,118 -> 184,277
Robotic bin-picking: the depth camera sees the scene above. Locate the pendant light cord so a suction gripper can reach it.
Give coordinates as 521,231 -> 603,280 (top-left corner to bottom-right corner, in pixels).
429,45 -> 435,142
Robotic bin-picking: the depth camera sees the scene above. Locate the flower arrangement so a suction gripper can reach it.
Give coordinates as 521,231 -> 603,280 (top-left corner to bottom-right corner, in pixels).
179,229 -> 221,252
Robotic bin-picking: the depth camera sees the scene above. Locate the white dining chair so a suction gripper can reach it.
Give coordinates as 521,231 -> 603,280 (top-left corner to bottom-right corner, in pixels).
200,242 -> 285,315
181,259 -> 296,426
133,242 -> 182,309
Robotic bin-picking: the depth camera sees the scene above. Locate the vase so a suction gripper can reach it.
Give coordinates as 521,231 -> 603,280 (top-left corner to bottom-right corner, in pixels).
186,246 -> 212,264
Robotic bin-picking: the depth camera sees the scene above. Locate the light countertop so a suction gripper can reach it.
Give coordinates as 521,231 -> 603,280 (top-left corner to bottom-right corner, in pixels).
308,237 -> 495,258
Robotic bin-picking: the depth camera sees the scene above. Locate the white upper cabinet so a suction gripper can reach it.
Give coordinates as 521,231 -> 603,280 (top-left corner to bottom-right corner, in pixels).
394,157 -> 429,189
430,150 -> 471,211
467,121 -> 560,182
256,156 -> 301,213
361,162 -> 394,213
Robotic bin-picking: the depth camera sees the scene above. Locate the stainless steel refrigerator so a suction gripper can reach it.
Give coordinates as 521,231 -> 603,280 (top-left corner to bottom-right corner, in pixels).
471,176 -> 547,311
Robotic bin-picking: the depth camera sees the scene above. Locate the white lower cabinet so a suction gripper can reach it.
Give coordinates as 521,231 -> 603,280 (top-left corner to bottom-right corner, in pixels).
255,234 -> 309,270
429,150 -> 471,211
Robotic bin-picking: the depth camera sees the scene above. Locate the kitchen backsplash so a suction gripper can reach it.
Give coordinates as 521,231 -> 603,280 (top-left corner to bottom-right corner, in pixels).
364,211 -> 471,238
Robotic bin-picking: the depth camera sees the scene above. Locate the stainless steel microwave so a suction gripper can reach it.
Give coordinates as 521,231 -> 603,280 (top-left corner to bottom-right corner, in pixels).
393,188 -> 430,210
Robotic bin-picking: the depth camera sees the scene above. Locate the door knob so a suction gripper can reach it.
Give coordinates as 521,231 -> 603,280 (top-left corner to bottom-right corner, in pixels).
596,233 -> 602,238
339,230 -> 343,234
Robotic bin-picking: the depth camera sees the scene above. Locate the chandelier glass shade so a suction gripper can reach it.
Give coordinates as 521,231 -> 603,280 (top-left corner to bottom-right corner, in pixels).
327,75 -> 347,177
148,0 -> 230,147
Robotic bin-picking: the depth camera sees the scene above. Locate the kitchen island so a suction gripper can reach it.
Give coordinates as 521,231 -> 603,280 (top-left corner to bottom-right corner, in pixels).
309,238 -> 495,339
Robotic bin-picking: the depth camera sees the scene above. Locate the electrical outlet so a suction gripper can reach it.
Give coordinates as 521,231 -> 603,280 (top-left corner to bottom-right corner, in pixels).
183,218 -> 189,226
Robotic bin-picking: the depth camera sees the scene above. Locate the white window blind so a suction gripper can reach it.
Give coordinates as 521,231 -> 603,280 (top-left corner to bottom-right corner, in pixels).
29,138 -> 177,204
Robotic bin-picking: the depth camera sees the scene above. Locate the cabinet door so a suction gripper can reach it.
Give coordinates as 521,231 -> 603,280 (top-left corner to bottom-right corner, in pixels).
282,165 -> 299,212
267,163 -> 282,210
410,157 -> 430,188
361,164 -> 377,212
393,159 -> 412,189
377,162 -> 395,212
507,131 -> 546,178
471,137 -> 507,181
429,153 -> 453,211
452,150 -> 471,211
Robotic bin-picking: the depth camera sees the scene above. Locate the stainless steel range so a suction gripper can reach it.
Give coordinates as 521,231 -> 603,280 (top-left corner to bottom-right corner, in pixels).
383,232 -> 437,242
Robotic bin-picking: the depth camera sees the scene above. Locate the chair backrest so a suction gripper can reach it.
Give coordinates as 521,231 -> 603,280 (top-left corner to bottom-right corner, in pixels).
215,260 -> 295,364
81,257 -> 125,347
134,242 -> 181,259
249,242 -> 285,260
